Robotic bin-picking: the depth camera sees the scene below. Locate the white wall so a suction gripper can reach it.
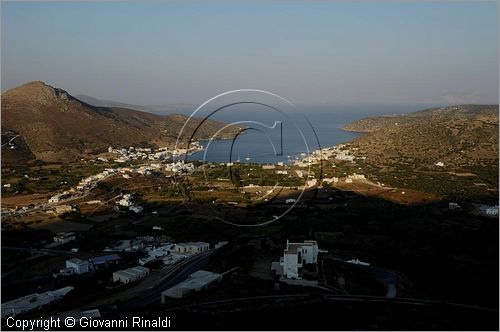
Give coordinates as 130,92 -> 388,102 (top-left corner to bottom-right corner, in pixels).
66,260 -> 89,274
283,253 -> 299,279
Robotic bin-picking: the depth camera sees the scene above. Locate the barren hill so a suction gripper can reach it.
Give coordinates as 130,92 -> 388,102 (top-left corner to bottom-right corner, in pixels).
342,105 -> 498,198
344,104 -> 498,167
1,81 -> 238,164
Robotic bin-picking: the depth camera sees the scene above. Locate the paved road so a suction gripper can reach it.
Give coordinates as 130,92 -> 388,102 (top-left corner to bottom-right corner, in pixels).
125,251 -> 213,308
1,134 -> 20,147
4,174 -> 116,217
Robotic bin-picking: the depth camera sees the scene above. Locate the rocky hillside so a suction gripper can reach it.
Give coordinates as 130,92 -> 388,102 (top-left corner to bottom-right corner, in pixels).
342,105 -> 498,198
344,105 -> 498,167
1,81 -> 239,164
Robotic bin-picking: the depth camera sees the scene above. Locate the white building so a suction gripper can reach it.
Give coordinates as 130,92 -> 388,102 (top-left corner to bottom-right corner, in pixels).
54,232 -> 76,244
161,270 -> 222,301
306,179 -> 317,187
80,309 -> 101,318
189,242 -> 210,254
163,252 -> 190,265
139,244 -> 173,265
117,194 -> 133,207
479,205 -> 499,216
348,173 -> 365,180
66,258 -> 89,275
279,240 -> 319,279
214,241 -> 228,249
112,266 -> 150,284
129,205 -> 144,214
48,196 -> 60,203
175,242 -> 210,255
335,154 -> 355,161
323,177 -> 339,184
1,286 -> 74,318
54,205 -> 73,215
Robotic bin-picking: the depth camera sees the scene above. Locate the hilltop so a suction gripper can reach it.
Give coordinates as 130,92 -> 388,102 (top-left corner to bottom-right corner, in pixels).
342,104 -> 499,198
74,95 -> 192,114
1,81 -> 239,164
344,104 -> 498,167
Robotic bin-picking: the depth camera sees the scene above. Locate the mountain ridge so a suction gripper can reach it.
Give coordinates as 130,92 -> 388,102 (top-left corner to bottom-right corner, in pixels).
343,104 -> 498,133
1,81 -> 239,164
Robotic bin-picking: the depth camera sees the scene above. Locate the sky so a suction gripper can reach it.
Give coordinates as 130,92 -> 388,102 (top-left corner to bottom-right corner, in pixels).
1,1 -> 499,107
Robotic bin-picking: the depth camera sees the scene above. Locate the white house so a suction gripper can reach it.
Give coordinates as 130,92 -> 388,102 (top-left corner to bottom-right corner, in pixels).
138,244 -> 173,265
117,194 -> 132,207
175,242 -> 210,255
279,240 -> 319,279
348,173 -> 365,180
323,177 -> 339,184
189,242 -> 210,254
54,232 -> 76,244
479,205 -> 499,216
54,205 -> 73,215
1,286 -> 74,318
129,205 -> 144,214
161,270 -> 222,301
48,196 -> 60,203
306,179 -> 317,187
66,258 -> 89,275
112,266 -> 150,284
485,206 -> 499,216
335,154 -> 355,161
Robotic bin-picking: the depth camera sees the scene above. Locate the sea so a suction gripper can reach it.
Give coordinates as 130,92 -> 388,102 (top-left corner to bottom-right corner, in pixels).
168,103 -> 432,164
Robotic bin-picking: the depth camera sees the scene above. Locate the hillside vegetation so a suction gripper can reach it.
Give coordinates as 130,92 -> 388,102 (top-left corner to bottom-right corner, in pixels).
1,81 -> 239,164
343,105 -> 499,199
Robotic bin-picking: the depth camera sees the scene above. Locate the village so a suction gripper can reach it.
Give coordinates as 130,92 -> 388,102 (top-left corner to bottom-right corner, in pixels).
2,140 -> 498,224
1,140 -> 498,325
1,236 -> 227,318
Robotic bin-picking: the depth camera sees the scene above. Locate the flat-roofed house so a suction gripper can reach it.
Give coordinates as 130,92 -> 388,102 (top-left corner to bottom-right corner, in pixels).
188,242 -> 210,254
161,270 -> 222,301
1,286 -> 74,318
175,242 -> 209,255
112,266 -> 150,283
89,254 -> 121,271
280,240 -> 319,279
66,258 -> 89,275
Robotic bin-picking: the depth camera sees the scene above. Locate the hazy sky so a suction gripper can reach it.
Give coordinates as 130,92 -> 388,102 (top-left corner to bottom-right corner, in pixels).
1,1 -> 498,106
